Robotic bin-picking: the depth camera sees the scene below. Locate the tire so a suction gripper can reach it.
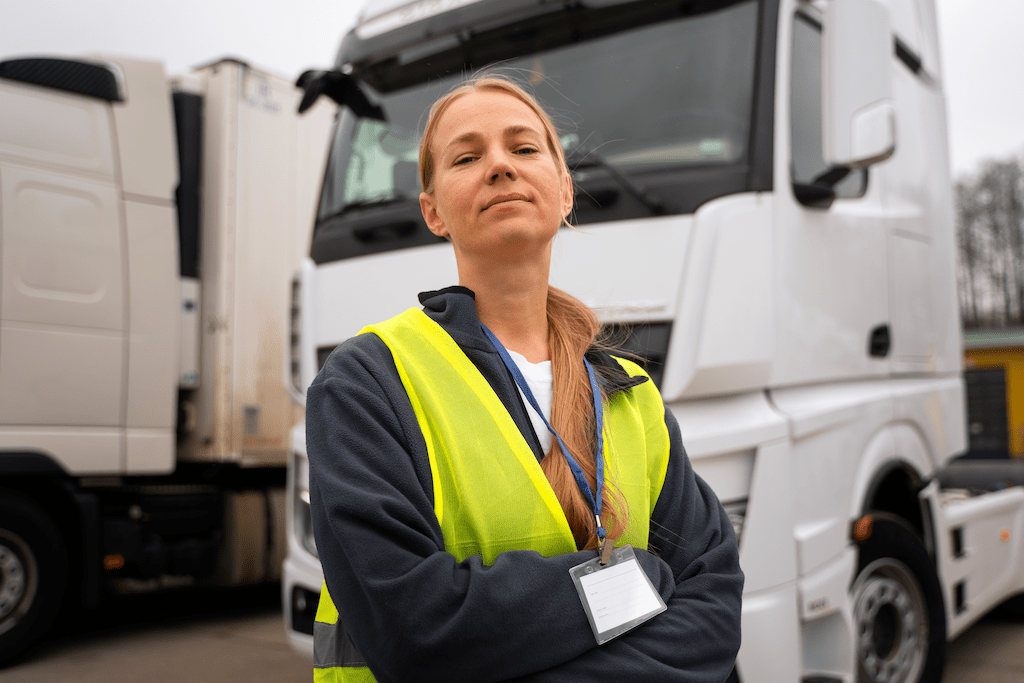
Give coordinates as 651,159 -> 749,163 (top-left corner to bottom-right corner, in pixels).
851,513 -> 946,683
0,490 -> 68,664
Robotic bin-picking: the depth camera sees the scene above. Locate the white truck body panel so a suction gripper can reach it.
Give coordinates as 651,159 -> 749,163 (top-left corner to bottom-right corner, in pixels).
0,426 -> 122,472
284,421 -> 318,658
175,61 -> 332,466
0,51 -> 336,662
932,485 -> 1024,638
102,57 -> 180,474
0,77 -> 117,176
0,55 -> 183,475
105,56 -> 177,201
0,68 -> 129,473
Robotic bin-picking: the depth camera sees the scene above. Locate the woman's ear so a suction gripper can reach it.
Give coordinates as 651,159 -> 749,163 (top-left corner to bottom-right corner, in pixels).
420,192 -> 449,238
560,170 -> 574,221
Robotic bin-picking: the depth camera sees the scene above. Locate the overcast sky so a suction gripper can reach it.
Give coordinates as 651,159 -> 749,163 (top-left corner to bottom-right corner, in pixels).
1,0 -> 1021,178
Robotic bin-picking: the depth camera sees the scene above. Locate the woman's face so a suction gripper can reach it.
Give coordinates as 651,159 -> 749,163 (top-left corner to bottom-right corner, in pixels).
419,90 -> 573,261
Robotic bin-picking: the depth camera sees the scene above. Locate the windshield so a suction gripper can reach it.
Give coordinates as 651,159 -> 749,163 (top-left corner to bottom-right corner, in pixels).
313,0 -> 770,264
315,0 -> 762,258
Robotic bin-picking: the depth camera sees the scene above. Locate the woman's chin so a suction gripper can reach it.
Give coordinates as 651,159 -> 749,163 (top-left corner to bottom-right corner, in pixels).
493,225 -> 558,251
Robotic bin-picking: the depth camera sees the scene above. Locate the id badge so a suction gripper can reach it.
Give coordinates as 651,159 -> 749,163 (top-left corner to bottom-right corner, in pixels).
569,545 -> 667,645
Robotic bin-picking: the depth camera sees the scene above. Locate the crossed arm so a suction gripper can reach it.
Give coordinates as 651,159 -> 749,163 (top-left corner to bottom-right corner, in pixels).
307,337 -> 743,683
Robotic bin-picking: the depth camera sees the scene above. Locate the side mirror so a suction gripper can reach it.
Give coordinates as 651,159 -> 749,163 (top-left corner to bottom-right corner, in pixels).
295,69 -> 386,121
822,0 -> 896,168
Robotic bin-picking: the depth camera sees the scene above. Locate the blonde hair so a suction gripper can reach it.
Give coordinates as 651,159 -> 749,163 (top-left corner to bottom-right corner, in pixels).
419,75 -> 626,549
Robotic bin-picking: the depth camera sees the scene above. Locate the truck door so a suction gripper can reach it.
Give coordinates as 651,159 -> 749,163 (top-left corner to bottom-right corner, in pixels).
881,2 -> 960,376
0,73 -> 126,472
774,8 -> 891,386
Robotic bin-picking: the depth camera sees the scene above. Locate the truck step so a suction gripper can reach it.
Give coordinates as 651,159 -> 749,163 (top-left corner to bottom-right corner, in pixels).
932,472 -> 1024,638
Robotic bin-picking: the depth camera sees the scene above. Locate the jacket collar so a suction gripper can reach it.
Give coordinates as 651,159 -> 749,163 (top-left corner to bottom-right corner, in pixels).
418,287 -> 649,397
586,347 -> 649,396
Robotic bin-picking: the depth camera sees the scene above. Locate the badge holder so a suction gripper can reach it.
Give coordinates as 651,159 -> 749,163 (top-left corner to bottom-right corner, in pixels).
569,545 -> 667,645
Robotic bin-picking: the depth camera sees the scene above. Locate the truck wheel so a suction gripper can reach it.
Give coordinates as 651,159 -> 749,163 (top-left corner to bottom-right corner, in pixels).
0,490 -> 67,664
851,513 -> 945,683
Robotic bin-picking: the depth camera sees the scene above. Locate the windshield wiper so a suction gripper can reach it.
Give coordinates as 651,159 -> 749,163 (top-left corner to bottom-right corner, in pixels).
566,148 -> 673,216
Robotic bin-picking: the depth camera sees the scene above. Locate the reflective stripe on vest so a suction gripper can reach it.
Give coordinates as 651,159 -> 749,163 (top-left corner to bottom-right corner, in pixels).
314,580 -> 373,683
313,308 -> 671,681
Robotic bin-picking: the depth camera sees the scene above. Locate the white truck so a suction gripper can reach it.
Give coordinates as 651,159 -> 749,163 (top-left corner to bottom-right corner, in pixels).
0,55 -> 332,662
284,1 -> 1024,681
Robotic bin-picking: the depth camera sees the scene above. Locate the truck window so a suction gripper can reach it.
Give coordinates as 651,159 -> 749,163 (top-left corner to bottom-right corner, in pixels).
312,0 -> 764,265
790,12 -> 867,204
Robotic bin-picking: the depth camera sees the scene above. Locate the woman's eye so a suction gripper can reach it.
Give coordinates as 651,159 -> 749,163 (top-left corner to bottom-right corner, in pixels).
516,147 -> 538,155
454,156 -> 475,166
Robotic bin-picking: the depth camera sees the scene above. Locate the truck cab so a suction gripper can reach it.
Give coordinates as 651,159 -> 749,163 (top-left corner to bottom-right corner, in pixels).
0,54 -> 332,663
285,2 -> 1024,681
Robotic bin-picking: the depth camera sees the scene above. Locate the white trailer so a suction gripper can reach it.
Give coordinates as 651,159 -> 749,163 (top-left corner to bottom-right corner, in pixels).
0,55 -> 332,662
283,1 -> 1024,681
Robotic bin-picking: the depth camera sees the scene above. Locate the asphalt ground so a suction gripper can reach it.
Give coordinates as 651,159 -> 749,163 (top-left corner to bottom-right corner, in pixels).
2,584 -> 1023,682
943,605 -> 1024,682
1,585 -> 309,683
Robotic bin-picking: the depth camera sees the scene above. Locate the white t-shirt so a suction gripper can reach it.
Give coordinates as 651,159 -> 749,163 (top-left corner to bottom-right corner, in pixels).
507,349 -> 554,455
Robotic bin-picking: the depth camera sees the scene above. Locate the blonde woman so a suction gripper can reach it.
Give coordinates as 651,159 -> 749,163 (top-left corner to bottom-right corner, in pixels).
307,76 -> 742,683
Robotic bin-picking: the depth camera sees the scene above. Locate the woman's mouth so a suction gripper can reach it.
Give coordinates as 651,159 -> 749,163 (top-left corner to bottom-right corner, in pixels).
483,193 -> 530,211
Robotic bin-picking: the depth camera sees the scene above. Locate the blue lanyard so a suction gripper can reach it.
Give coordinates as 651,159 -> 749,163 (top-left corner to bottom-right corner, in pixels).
480,324 -> 607,541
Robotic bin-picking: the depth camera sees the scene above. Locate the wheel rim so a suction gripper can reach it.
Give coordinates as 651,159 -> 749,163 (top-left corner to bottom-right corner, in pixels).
852,558 -> 929,683
0,530 -> 39,637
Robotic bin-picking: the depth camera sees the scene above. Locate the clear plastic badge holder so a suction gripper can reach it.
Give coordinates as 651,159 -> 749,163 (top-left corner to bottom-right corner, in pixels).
569,545 -> 667,645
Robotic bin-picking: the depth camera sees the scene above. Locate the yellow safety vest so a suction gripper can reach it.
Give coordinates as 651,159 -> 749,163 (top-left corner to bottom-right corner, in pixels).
314,308 -> 671,682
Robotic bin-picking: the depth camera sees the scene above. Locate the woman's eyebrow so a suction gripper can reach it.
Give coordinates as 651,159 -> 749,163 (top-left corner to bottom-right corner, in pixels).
503,125 -> 541,139
444,125 -> 543,153
445,131 -> 483,152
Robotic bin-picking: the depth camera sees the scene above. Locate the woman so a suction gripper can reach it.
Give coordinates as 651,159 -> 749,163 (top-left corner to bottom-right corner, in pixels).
307,76 -> 743,683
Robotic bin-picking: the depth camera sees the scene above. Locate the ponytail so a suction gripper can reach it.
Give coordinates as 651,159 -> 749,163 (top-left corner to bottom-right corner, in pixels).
542,286 -> 627,549
418,75 -> 623,547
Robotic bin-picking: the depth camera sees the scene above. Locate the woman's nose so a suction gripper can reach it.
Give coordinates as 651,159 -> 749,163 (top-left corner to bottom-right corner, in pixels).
486,153 -> 517,184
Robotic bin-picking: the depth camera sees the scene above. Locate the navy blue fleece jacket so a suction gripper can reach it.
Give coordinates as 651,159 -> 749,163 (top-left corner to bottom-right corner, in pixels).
307,286 -> 742,682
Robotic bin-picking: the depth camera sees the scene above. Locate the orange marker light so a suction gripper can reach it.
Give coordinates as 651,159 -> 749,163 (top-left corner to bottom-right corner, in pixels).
103,554 -> 125,570
1001,529 -> 1011,543
853,516 -> 874,543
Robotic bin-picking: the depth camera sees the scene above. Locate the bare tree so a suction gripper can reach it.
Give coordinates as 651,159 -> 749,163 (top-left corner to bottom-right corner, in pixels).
955,156 -> 1024,330
957,180 -> 984,326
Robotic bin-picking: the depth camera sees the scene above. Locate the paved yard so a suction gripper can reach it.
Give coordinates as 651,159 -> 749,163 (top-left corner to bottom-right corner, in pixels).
3,584 -> 1023,682
2,585 -> 310,683
944,609 -> 1024,683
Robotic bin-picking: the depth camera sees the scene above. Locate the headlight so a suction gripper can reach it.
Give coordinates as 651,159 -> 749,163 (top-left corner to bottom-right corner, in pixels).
293,453 -> 319,558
